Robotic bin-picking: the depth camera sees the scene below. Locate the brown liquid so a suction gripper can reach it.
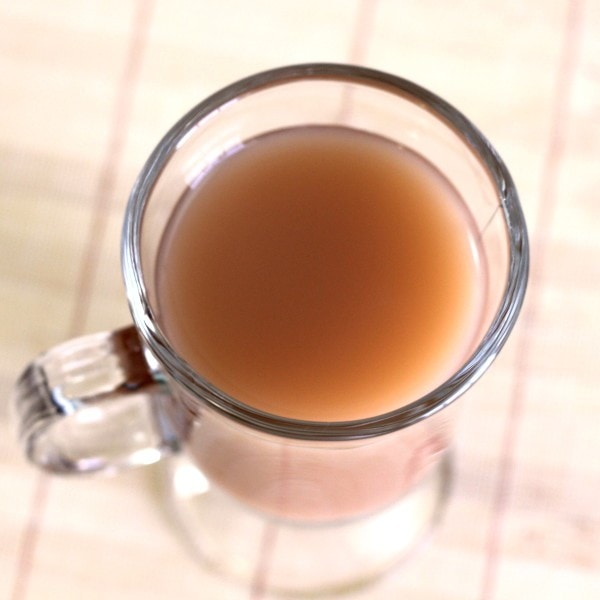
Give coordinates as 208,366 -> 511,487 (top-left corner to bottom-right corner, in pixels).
157,126 -> 483,421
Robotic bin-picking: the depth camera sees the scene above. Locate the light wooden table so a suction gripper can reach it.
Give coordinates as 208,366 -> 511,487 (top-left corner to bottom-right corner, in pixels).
1,1 -> 599,598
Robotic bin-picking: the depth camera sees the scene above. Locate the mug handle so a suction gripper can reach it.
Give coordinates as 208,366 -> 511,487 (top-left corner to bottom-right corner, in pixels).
12,326 -> 179,475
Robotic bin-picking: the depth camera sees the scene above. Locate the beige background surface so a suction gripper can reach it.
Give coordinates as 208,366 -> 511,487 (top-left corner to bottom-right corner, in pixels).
1,1 -> 599,598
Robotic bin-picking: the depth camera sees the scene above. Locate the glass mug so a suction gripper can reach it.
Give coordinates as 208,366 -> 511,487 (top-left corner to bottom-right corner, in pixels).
13,64 -> 528,595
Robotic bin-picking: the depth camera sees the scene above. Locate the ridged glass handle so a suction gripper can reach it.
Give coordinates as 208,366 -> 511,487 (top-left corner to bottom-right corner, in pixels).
12,326 -> 179,475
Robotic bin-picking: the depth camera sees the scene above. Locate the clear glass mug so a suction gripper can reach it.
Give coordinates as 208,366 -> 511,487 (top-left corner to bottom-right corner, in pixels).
13,64 -> 528,595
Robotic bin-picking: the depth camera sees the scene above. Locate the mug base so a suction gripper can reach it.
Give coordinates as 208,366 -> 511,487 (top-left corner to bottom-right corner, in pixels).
162,451 -> 452,597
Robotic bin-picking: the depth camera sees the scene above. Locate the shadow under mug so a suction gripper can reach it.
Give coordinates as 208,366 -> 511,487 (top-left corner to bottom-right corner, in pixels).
13,64 -> 528,595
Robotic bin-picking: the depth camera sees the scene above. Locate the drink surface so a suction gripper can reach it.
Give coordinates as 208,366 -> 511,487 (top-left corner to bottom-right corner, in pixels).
157,126 -> 484,421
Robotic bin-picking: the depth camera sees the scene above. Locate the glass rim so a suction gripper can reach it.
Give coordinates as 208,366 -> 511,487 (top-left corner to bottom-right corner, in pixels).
122,62 -> 529,441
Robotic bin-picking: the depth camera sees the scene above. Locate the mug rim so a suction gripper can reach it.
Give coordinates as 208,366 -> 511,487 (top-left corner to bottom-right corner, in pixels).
122,62 -> 529,441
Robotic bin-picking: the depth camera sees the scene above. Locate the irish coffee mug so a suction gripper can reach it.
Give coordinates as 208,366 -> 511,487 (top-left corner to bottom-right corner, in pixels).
13,64 -> 528,595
